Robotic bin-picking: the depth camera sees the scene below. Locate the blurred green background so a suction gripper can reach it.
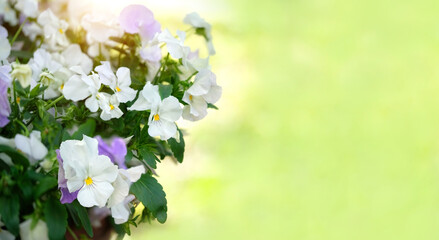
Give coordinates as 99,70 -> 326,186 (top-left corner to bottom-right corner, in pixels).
125,0 -> 439,239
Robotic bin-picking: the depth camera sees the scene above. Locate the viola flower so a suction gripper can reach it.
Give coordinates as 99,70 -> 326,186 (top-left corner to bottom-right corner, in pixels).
56,150 -> 78,204
98,93 -> 123,121
15,131 -> 48,165
158,29 -> 188,59
139,33 -> 162,63
0,1 -> 18,26
107,166 -> 145,223
119,4 -> 161,41
0,26 -> 11,62
0,65 -> 11,127
128,81 -> 161,112
15,0 -> 39,18
148,96 -> 183,140
95,62 -> 136,103
179,49 -> 210,80
37,9 -> 69,51
11,63 -> 32,88
28,48 -> 62,98
111,194 -> 135,224
57,44 -> 93,76
96,136 -> 128,169
81,10 -> 123,58
182,69 -> 222,121
22,22 -> 43,41
184,12 -> 216,55
63,69 -> 101,112
60,136 -> 119,208
19,219 -> 48,240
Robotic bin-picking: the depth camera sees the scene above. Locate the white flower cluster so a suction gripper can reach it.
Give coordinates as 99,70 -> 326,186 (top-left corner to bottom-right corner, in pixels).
60,136 -> 145,224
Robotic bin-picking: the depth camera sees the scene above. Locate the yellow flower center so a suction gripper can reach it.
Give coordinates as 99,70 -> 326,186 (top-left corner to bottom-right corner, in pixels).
85,177 -> 93,185
116,86 -> 121,92
189,95 -> 193,101
110,104 -> 115,110
154,114 -> 160,121
60,84 -> 64,90
59,28 -> 64,34
16,97 -> 21,104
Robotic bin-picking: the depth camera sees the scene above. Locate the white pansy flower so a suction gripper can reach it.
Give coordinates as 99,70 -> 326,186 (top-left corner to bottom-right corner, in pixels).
22,22 -> 42,41
111,194 -> 135,224
28,48 -> 62,98
82,11 -> 122,43
179,49 -> 210,80
19,219 -> 48,240
15,131 -> 48,165
95,62 -> 136,103
63,69 -> 101,112
11,63 -> 32,88
59,44 -> 93,75
158,29 -> 188,59
139,34 -> 162,82
107,166 -> 145,224
107,166 -> 145,208
81,10 -> 122,58
15,0 -> 39,18
60,136 -> 119,208
128,81 -> 161,112
182,69 -> 222,121
98,93 -> 123,121
0,26 -> 11,62
139,33 -> 162,63
148,96 -> 182,140
0,1 -> 18,26
37,9 -> 69,51
52,44 -> 93,93
184,12 -> 216,55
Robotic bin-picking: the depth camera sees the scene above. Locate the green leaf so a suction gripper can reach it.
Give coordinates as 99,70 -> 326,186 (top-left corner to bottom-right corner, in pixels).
207,103 -> 219,110
195,27 -> 209,41
0,195 -> 20,235
125,150 -> 133,163
66,201 -> 94,238
139,148 -> 158,169
29,84 -> 47,98
71,119 -> 96,140
168,128 -> 185,163
44,198 -> 68,240
0,144 -> 29,169
34,176 -> 57,199
158,84 -> 173,100
130,174 -> 167,223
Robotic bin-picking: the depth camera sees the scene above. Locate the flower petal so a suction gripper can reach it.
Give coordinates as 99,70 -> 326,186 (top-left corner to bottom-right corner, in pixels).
159,96 -> 182,122
77,181 -> 114,207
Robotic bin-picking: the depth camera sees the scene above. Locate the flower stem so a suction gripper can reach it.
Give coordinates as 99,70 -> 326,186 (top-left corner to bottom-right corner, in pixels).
66,226 -> 79,240
44,95 -> 64,111
184,71 -> 199,82
14,119 -> 29,136
10,18 -> 27,45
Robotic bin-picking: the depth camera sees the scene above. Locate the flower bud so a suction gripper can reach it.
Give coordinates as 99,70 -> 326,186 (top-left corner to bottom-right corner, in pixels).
11,63 -> 32,88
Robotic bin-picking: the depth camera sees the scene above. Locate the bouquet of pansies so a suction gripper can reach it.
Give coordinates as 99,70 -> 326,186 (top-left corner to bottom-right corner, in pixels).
0,0 -> 221,239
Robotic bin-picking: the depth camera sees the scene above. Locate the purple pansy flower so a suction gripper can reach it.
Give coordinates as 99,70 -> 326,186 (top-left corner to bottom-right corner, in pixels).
119,4 -> 161,41
56,150 -> 79,204
95,136 -> 128,169
0,65 -> 11,128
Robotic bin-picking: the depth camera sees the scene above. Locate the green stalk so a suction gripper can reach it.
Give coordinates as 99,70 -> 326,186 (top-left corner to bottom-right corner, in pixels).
66,226 -> 79,240
10,18 -> 27,45
44,95 -> 64,111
